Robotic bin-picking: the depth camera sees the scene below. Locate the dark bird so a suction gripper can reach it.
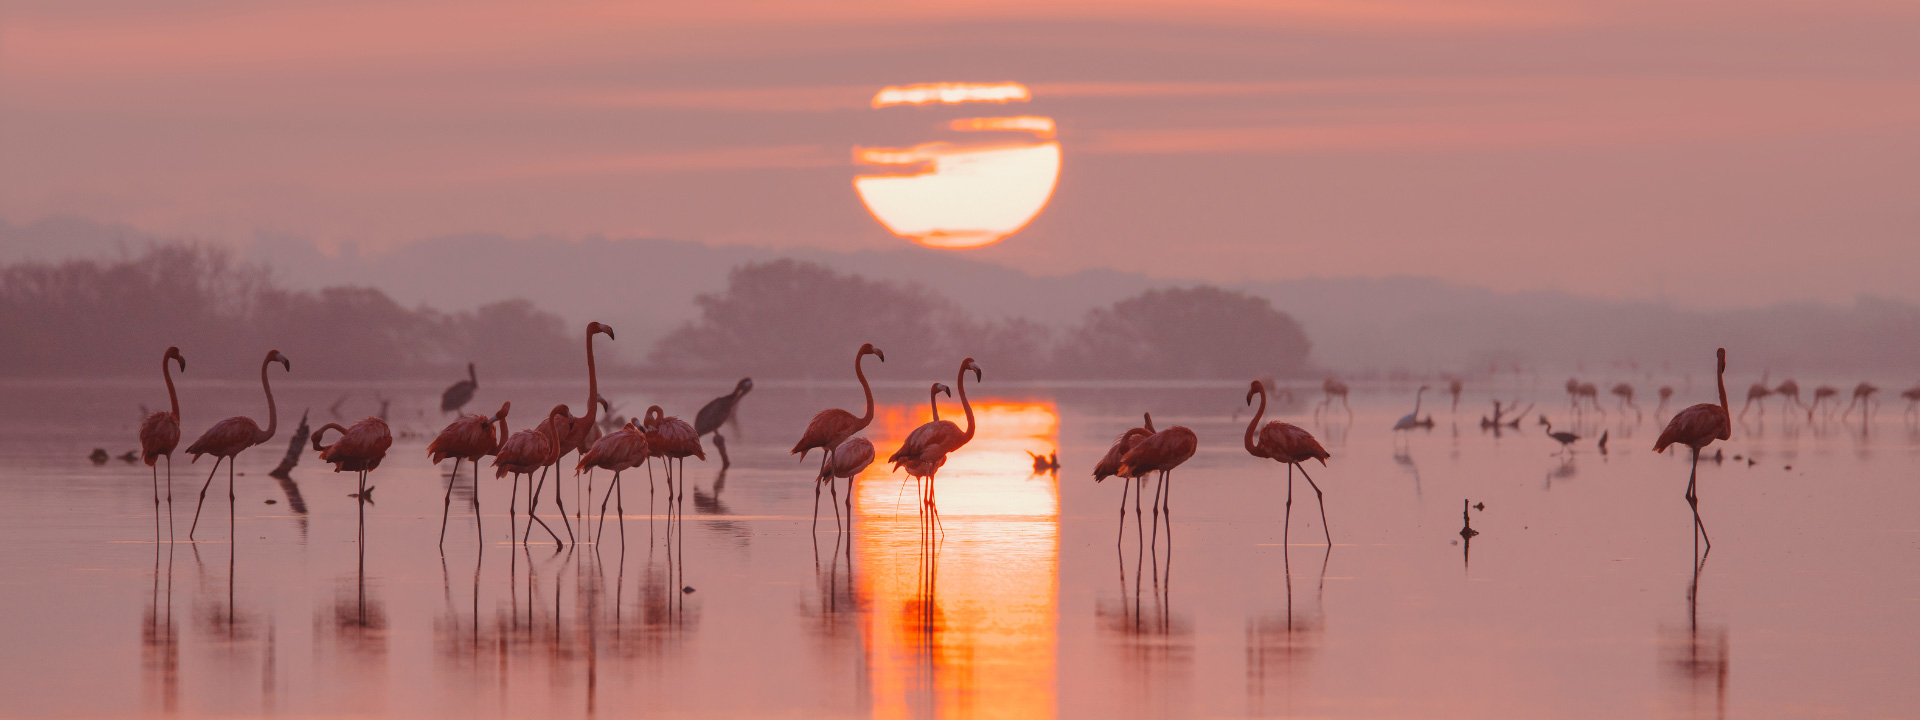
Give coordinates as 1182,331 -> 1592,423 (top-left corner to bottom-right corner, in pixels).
1654,348 -> 1732,551
694,378 -> 753,468
441,363 -> 478,414
1027,450 -> 1060,473
1538,416 -> 1580,455
1597,430 -> 1610,454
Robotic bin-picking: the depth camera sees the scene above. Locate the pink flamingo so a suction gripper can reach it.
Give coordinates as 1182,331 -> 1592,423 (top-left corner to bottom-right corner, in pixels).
427,401 -> 509,550
1245,380 -> 1333,545
793,343 -> 885,476
139,347 -> 186,541
1654,348 -> 1732,551
643,405 -> 706,511
578,420 -> 651,542
495,405 -> 570,546
532,321 -> 614,547
1840,382 -> 1879,422
1092,413 -> 1156,543
888,358 -> 982,528
818,436 -> 875,529
185,350 -> 289,541
1118,411 -> 1199,527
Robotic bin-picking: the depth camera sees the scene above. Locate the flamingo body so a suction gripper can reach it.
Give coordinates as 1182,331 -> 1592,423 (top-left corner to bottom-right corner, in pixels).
428,402 -> 508,463
645,407 -> 706,461
1117,426 -> 1198,478
186,417 -> 269,460
140,412 -> 182,466
823,436 -> 875,481
313,417 -> 393,473
578,423 -> 652,474
793,344 -> 883,461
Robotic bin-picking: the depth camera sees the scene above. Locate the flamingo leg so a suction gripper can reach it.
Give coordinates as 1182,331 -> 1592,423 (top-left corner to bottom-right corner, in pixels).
164,455 -> 174,542
472,460 -> 483,550
188,457 -> 222,540
508,472 -> 519,542
1117,476 -> 1130,548
597,471 -> 618,541
812,474 -> 823,533
152,462 -> 162,542
440,458 -> 460,552
227,460 -> 236,543
615,468 -> 625,546
1687,448 -> 1711,552
1298,465 -> 1333,546
1149,472 -> 1164,551
525,467 -> 562,546
1284,463 -> 1294,547
549,460 -> 576,546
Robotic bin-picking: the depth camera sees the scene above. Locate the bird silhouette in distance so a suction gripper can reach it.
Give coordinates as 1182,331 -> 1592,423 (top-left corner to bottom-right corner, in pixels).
1654,348 -> 1732,552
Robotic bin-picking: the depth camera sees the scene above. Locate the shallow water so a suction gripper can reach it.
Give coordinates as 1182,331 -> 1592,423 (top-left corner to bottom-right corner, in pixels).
2,379 -> 1917,718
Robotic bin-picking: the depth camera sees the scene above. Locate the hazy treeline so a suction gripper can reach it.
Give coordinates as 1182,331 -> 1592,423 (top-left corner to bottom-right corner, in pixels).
0,244 -> 577,378
651,259 -> 1312,380
0,246 -> 1313,380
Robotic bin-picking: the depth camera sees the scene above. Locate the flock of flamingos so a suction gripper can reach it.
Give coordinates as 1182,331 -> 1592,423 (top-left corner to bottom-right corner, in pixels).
132,321 -> 1919,558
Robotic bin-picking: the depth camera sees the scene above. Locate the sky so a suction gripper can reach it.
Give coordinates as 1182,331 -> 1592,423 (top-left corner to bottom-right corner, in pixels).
3,0 -> 1917,309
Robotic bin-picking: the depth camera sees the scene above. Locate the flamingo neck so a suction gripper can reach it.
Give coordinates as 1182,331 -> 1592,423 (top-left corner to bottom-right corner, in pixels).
257,356 -> 278,444
468,363 -> 477,384
495,415 -> 509,447
1715,361 -> 1728,415
1245,388 -> 1266,456
582,330 -> 601,432
1413,389 -> 1424,417
163,354 -> 180,421
957,365 -> 975,444
929,387 -> 942,423
855,351 -> 875,429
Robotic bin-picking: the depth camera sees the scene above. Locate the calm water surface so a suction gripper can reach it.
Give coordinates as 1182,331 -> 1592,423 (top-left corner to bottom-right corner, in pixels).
2,379 -> 1916,718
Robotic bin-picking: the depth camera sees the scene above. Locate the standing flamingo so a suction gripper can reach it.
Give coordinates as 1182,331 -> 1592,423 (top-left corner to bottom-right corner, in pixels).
578,420 -> 651,543
532,321 -> 614,547
1576,382 -> 1606,417
1315,377 -> 1352,421
1655,386 -> 1675,419
1840,382 -> 1879,422
643,405 -> 705,509
1566,378 -> 1582,411
1654,348 -> 1732,551
1612,383 -> 1641,422
1738,377 -> 1772,420
888,359 -> 982,527
818,436 -> 874,529
495,406 -> 570,546
695,378 -> 753,468
1807,385 -> 1839,421
139,347 -> 186,541
427,401 -> 510,550
1773,379 -> 1803,416
794,343 -> 884,475
441,362 -> 478,414
1448,377 -> 1464,413
1245,380 -> 1333,545
185,350 -> 289,541
1900,385 -> 1920,421
312,416 -> 394,551
1092,413 -> 1156,542
1539,416 -> 1581,455
1117,408 -> 1198,529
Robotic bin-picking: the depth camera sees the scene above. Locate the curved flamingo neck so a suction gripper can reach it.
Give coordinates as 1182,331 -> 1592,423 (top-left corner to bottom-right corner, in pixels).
1413,389 -> 1424,417
929,386 -> 942,423
162,354 -> 180,420
1246,387 -> 1266,456
1715,360 -> 1728,415
257,355 -> 278,444
855,351 -> 875,429
583,329 -> 601,432
956,365 -> 975,444
494,415 -> 510,446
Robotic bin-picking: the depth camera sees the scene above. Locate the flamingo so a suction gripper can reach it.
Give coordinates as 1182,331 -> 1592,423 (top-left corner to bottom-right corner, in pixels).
1654,348 -> 1732,551
888,358 -> 982,527
1840,382 -> 1879,422
1315,377 -> 1351,421
1655,386 -> 1675,419
312,416 -> 393,512
139,347 -> 186,541
1807,385 -> 1839,421
495,405 -> 570,546
1092,413 -> 1156,541
1900,385 -> 1920,421
1245,380 -> 1333,546
793,343 -> 884,475
578,420 -> 651,543
1117,408 -> 1198,528
185,350 -> 289,541
441,363 -> 477,414
1612,383 -> 1641,421
694,378 -> 753,468
427,401 -> 509,550
643,405 -> 705,509
1577,382 -> 1606,417
1739,377 -> 1772,420
1773,379 -> 1803,416
818,436 -> 874,529
1448,377 -> 1463,413
1539,416 -> 1580,455
1566,378 -> 1582,410
531,321 -> 614,547
1391,386 -> 1433,433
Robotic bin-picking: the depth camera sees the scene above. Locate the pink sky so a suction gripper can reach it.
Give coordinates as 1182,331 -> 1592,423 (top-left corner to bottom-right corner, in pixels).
3,0 -> 1917,307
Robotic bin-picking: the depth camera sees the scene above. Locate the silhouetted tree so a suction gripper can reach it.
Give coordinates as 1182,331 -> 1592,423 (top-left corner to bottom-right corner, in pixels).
1056,286 -> 1312,378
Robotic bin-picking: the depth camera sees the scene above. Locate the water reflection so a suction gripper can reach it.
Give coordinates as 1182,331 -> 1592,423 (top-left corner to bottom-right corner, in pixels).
1246,547 -> 1328,715
142,543 -> 180,715
857,400 -> 1060,719
1660,555 -> 1730,718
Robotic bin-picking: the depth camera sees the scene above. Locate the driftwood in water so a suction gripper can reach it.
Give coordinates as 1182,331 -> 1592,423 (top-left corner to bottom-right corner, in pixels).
269,410 -> 310,479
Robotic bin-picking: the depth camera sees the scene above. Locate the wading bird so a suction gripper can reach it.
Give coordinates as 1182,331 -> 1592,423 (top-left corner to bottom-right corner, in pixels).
1656,386 -> 1675,419
1577,382 -> 1606,416
533,321 -> 614,547
313,416 -> 393,504
578,419 -> 651,543
1841,382 -> 1879,422
889,359 -> 982,527
1807,385 -> 1838,421
1448,377 -> 1464,413
1093,413 -> 1156,531
1739,377 -> 1772,420
1316,377 -> 1352,421
441,363 -> 477,414
1245,380 -> 1333,546
1392,386 -> 1433,434
794,344 -> 884,476
1654,348 -> 1732,551
1539,416 -> 1581,455
427,401 -> 509,550
495,406 -> 570,546
1900,385 -> 1920,421
1773,379 -> 1802,416
1117,407 -> 1198,527
139,347 -> 186,541
694,378 -> 752,468
643,405 -> 705,506
185,350 -> 289,541
1612,383 -> 1641,422
818,436 -> 874,528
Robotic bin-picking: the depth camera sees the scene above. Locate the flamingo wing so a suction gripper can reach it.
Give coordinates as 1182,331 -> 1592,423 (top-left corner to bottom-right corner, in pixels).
427,414 -> 494,463
140,412 -> 181,464
579,428 -> 650,473
1261,422 -> 1328,465
1653,403 -> 1731,452
793,408 -> 859,457
1092,427 -> 1150,481
830,437 -> 876,479
1118,427 -> 1198,475
185,416 -> 263,460
651,417 -> 706,460
889,420 -> 959,468
493,430 -> 554,477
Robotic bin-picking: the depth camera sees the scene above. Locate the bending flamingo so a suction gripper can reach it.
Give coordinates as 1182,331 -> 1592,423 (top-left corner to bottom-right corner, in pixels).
427,401 -> 510,550
312,416 -> 394,548
793,343 -> 884,475
578,420 -> 651,543
1807,385 -> 1839,421
888,358 -> 982,527
1316,377 -> 1351,420
496,406 -> 570,546
1840,382 -> 1879,422
1245,380 -> 1333,545
1654,348 -> 1732,551
644,405 -> 706,511
185,350 -> 289,541
694,378 -> 753,468
533,321 -> 614,547
139,347 -> 186,541
1739,377 -> 1771,420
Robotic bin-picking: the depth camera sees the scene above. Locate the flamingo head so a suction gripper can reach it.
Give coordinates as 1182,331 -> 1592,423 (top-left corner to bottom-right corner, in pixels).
267,349 -> 290,371
962,357 -> 981,382
859,343 -> 884,362
934,383 -> 952,398
493,401 -> 511,422
596,394 -> 612,413
735,377 -> 754,396
644,405 -> 665,429
1715,347 -> 1726,373
1246,380 -> 1265,405
1143,412 -> 1154,433
165,346 -> 186,372
588,322 -> 614,340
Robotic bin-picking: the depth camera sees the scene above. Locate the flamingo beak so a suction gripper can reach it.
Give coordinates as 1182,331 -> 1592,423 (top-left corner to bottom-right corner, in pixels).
874,348 -> 886,362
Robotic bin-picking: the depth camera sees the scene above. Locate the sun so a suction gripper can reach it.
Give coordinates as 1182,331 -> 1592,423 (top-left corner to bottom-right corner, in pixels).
853,83 -> 1061,250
